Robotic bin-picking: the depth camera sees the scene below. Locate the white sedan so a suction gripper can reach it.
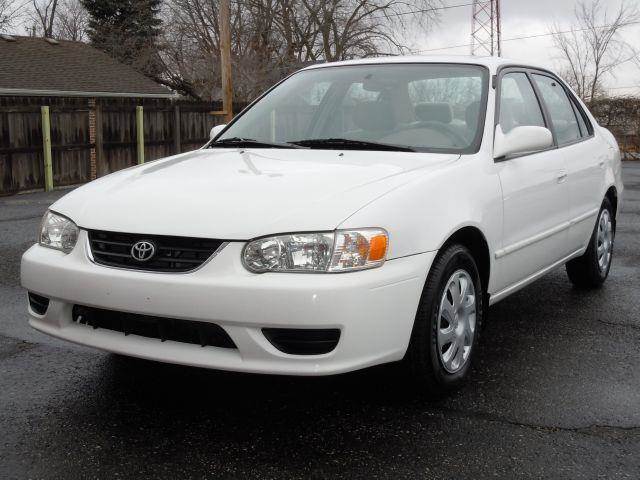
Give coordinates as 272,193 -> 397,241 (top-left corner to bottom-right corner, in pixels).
21,56 -> 623,392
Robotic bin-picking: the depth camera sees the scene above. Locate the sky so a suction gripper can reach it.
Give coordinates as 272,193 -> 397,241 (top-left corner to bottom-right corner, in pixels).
411,0 -> 640,96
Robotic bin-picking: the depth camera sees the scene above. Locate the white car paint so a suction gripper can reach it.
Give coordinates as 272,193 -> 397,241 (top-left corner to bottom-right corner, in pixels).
49,148 -> 458,251
21,56 -> 623,375
492,124 -> 553,159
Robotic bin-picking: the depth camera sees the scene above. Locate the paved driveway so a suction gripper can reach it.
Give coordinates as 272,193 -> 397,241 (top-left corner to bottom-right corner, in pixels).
1,164 -> 639,479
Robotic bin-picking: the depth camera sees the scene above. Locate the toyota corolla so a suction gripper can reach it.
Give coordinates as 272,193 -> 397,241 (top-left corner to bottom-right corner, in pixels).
21,56 -> 623,392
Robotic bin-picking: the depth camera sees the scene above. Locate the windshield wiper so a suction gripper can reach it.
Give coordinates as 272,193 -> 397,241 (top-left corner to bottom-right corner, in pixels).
212,137 -> 307,149
290,138 -> 417,152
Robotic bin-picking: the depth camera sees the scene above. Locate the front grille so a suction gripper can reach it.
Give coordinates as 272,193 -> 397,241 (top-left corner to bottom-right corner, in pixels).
262,328 -> 341,355
88,230 -> 225,273
72,305 -> 236,349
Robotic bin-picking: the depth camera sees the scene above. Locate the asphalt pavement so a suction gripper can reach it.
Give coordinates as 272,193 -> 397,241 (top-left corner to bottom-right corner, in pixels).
1,164 -> 639,479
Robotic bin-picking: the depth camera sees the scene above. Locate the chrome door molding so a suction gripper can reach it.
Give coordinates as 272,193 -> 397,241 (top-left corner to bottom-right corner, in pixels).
495,207 -> 599,259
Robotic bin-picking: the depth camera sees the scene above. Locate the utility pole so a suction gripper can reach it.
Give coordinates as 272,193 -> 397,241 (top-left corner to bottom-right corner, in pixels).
219,0 -> 233,123
471,0 -> 502,56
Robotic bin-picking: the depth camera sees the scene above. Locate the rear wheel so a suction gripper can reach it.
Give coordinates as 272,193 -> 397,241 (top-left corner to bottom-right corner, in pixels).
566,198 -> 615,289
406,244 -> 484,394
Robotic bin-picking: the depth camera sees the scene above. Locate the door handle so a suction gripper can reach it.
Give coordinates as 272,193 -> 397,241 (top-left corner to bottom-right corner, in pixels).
557,171 -> 568,183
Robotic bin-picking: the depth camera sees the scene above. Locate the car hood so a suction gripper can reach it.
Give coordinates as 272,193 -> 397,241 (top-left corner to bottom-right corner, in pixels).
52,148 -> 458,239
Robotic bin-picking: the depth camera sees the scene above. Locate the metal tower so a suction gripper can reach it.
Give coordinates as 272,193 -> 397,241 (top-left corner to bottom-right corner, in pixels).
471,0 -> 502,56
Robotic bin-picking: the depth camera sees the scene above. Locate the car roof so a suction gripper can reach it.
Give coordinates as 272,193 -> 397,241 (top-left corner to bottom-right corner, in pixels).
302,55 -> 551,75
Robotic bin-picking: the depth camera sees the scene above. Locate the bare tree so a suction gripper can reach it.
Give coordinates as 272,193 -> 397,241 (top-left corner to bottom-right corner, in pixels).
54,0 -> 86,40
159,0 -> 442,101
23,0 -> 86,39
301,0 -> 440,61
0,0 -> 28,32
29,0 -> 59,37
551,0 -> 639,103
158,0 -> 220,99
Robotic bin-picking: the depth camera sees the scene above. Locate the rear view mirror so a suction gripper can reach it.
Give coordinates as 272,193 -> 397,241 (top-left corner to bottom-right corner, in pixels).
210,124 -> 227,140
493,125 -> 553,160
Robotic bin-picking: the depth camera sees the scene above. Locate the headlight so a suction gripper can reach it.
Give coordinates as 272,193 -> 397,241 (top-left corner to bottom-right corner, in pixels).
39,211 -> 79,253
242,229 -> 388,273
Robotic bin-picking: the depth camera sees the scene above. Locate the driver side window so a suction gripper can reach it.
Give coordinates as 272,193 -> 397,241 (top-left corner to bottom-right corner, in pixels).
499,72 -> 545,134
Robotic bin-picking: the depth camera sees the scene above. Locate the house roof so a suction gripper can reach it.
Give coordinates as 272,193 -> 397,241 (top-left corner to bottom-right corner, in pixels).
0,35 -> 174,98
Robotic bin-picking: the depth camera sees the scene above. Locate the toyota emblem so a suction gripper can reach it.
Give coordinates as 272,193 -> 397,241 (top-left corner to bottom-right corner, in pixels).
131,240 -> 156,262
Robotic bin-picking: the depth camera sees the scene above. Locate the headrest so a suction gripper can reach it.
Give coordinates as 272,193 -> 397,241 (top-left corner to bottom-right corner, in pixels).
465,101 -> 481,131
352,102 -> 395,132
415,103 -> 453,124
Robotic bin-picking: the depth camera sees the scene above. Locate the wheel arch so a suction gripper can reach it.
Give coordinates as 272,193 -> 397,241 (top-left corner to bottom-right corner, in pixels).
605,185 -> 618,220
440,226 -> 491,293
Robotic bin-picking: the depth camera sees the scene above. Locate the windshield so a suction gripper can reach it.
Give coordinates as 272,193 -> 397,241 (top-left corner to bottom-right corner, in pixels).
216,63 -> 488,153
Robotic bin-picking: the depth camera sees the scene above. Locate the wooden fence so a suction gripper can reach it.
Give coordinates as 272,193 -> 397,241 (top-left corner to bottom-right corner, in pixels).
2,95 -> 638,196
0,97 -> 247,196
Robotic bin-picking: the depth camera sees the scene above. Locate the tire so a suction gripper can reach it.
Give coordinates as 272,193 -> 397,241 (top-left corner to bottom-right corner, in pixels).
566,198 -> 615,289
405,243 -> 484,394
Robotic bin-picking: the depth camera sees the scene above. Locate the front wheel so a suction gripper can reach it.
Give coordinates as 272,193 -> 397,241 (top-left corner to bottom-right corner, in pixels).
405,244 -> 484,394
566,198 -> 615,289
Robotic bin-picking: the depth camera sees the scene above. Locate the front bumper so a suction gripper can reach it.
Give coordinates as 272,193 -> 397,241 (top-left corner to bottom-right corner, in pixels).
21,231 -> 434,375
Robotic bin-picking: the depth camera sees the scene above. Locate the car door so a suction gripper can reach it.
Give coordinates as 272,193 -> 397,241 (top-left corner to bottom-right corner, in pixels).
530,73 -> 606,252
493,70 -> 570,292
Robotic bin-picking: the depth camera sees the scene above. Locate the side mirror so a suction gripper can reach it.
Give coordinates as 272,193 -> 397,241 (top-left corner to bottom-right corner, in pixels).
493,124 -> 553,160
210,124 -> 227,140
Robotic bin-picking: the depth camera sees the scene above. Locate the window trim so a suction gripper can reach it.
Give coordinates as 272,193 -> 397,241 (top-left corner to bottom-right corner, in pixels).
208,62 -> 491,155
568,91 -> 594,137
570,99 -> 587,137
493,65 -> 595,162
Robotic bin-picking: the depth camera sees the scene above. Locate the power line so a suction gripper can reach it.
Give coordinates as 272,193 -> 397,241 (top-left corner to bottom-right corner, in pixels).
370,2 -> 475,21
412,20 -> 640,53
607,85 -> 640,90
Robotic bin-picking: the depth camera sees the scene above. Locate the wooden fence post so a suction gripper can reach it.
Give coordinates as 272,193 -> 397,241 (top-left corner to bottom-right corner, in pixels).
41,106 -> 53,191
95,103 -> 103,177
136,106 -> 144,164
173,103 -> 181,154
220,0 -> 234,123
88,98 -> 98,180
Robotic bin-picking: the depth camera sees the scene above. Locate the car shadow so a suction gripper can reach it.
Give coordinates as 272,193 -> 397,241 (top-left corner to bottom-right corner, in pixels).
12,267 -> 637,479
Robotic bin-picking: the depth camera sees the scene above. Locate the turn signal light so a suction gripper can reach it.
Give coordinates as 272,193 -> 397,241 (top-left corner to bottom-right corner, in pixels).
368,234 -> 388,262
